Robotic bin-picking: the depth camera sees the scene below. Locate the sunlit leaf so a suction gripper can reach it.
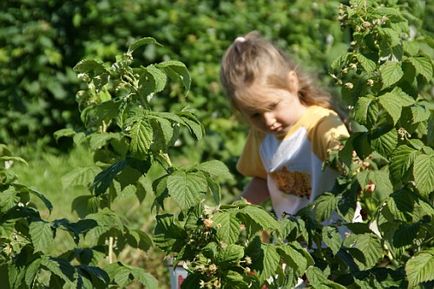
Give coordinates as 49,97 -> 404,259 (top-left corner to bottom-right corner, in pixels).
406,249 -> 434,287
379,61 -> 403,90
166,171 -> 207,209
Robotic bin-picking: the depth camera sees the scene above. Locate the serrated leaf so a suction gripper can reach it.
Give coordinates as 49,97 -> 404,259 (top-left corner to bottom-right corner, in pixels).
129,120 -> 153,158
393,223 -> 420,247
156,60 -> 191,92
322,226 -> 342,255
41,257 -> 75,282
411,105 -> 430,123
277,244 -> 307,276
306,266 -> 347,289
92,160 -> 127,195
25,258 -> 41,287
371,128 -> 398,156
357,168 -> 393,202
355,53 -> 376,73
127,229 -> 153,251
378,87 -> 415,124
130,267 -> 158,289
62,166 -> 100,188
312,193 -> 338,222
379,61 -> 403,90
406,249 -> 434,287
150,117 -> 173,151
166,171 -> 207,209
179,112 -> 204,140
0,189 -> 19,213
54,128 -> 76,141
212,211 -> 240,244
196,160 -> 233,180
240,205 -> 280,232
128,37 -> 161,54
259,245 -> 280,282
29,221 -> 54,253
73,59 -> 107,74
385,189 -> 415,222
344,233 -> 383,270
413,153 -> 434,197
139,65 -> 167,97
27,187 -> 53,213
354,96 -> 374,125
408,57 -> 433,81
216,244 -> 244,264
390,145 -> 417,183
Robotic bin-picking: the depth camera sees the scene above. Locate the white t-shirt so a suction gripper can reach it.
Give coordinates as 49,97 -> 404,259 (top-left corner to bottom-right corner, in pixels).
237,105 -> 349,218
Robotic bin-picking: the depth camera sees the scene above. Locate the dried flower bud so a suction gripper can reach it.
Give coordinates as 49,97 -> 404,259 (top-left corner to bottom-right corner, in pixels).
208,264 -> 217,274
365,182 -> 376,193
344,82 -> 354,89
203,218 -> 213,228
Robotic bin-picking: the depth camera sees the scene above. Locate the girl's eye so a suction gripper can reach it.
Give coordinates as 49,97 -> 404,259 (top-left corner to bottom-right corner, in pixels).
268,101 -> 280,110
250,112 -> 260,118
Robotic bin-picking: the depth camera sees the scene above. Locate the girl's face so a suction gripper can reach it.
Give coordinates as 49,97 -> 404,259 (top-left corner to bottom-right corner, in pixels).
236,71 -> 307,137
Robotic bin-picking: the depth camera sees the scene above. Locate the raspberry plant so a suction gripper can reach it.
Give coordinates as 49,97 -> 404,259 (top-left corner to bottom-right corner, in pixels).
308,0 -> 434,288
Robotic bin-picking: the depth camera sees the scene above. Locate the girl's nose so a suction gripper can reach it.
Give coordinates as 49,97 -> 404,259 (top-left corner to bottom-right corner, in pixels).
263,112 -> 276,127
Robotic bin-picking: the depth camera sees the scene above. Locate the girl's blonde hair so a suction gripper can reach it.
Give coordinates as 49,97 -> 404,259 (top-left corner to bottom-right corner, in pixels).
220,31 -> 332,111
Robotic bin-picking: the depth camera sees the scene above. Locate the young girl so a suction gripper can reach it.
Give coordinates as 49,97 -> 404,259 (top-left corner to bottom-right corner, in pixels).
220,31 -> 349,219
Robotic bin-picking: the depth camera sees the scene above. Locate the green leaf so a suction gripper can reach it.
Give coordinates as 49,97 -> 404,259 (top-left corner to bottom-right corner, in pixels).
411,104 -> 431,123
384,189 -> 415,222
73,59 -> 107,75
259,245 -> 280,282
40,257 -> 74,282
306,266 -> 347,289
54,128 -> 76,141
408,57 -> 433,81
390,145 -> 417,184
25,258 -> 41,287
212,211 -> 240,244
413,153 -> 434,197
128,37 -> 161,54
139,65 -> 167,97
344,233 -> 383,270
127,229 -> 153,251
277,244 -> 307,276
216,244 -> 244,264
357,168 -> 393,202
156,60 -> 191,92
92,160 -> 127,195
378,87 -> 415,124
129,119 -> 153,158
130,267 -> 158,289
405,249 -> 434,287
379,61 -> 403,90
166,171 -> 207,209
312,193 -> 338,222
354,96 -> 374,125
371,128 -> 398,156
239,205 -> 280,232
29,221 -> 54,253
196,160 -> 233,180
62,166 -> 100,188
355,53 -> 376,73
0,189 -> 19,213
322,226 -> 342,255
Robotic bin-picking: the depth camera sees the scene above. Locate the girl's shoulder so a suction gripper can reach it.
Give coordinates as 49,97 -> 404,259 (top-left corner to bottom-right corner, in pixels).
295,105 -> 340,130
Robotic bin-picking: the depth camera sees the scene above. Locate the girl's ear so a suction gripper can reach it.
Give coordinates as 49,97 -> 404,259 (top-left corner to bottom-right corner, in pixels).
287,70 -> 299,93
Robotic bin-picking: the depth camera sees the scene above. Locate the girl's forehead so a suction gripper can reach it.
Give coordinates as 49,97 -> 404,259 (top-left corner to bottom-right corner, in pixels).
235,86 -> 285,111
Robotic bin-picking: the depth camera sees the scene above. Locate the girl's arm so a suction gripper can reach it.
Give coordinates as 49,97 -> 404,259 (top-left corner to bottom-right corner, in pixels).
241,177 -> 270,204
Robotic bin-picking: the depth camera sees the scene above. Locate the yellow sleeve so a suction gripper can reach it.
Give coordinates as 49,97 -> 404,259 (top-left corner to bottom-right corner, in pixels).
236,129 -> 268,179
310,113 -> 349,161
